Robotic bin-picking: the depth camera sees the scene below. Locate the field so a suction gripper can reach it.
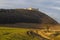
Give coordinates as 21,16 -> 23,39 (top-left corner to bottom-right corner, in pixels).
0,27 -> 40,40
0,25 -> 60,40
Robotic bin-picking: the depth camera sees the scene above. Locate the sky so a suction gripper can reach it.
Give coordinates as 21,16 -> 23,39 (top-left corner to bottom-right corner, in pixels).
0,0 -> 60,23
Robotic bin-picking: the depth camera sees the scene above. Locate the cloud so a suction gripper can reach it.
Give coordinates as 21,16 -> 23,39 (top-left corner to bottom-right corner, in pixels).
0,0 -> 46,8
50,7 -> 60,10
0,0 -> 27,8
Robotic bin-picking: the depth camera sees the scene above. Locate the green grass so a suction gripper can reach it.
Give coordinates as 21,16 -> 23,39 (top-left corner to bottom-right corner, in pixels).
0,26 -> 60,40
0,27 -> 40,40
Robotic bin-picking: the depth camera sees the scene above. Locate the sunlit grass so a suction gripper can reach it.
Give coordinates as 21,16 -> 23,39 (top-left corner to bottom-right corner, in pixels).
0,27 -> 40,40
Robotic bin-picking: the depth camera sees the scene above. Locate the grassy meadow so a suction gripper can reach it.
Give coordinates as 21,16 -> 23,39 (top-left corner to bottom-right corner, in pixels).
0,24 -> 60,40
0,27 -> 40,40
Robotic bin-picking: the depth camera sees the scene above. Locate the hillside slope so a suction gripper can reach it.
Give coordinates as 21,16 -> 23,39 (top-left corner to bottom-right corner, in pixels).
0,9 -> 58,24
